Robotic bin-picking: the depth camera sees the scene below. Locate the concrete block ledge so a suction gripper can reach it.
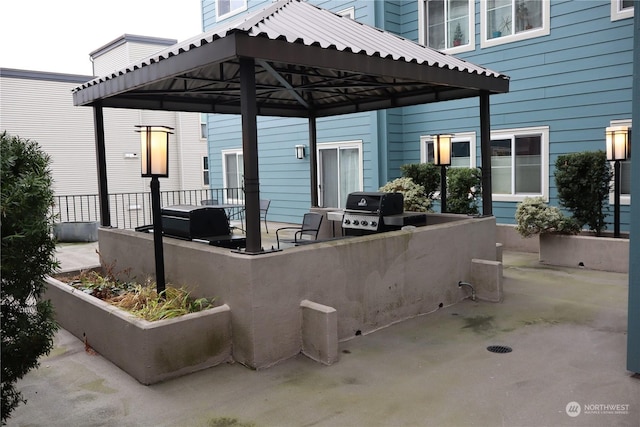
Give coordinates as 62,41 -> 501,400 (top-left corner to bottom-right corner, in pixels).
300,300 -> 338,365
471,259 -> 503,303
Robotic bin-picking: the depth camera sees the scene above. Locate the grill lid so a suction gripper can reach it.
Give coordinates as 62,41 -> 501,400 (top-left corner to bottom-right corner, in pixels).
345,192 -> 403,215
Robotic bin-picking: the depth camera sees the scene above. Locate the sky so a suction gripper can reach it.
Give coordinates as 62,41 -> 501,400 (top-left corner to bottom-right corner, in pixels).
1,0 -> 203,76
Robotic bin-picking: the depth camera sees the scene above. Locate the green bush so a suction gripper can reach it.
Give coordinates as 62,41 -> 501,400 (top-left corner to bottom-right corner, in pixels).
400,163 -> 440,199
1,132 -> 59,423
379,177 -> 432,212
554,151 -> 611,235
515,197 -> 581,238
446,168 -> 482,215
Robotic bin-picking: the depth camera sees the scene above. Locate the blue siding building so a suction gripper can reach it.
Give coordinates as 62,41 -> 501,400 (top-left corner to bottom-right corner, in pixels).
203,0 -> 634,228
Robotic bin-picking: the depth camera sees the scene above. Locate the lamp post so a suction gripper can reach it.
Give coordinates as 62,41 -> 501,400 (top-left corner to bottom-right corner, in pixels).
433,134 -> 452,213
605,126 -> 629,238
135,125 -> 173,294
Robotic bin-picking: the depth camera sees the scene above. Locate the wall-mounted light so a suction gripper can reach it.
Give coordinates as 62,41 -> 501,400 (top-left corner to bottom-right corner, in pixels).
432,134 -> 452,213
134,125 -> 174,294
295,144 -> 306,160
136,125 -> 173,177
605,126 -> 630,238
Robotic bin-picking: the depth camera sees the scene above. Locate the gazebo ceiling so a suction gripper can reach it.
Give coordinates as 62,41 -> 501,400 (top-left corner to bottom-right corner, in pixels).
73,0 -> 509,118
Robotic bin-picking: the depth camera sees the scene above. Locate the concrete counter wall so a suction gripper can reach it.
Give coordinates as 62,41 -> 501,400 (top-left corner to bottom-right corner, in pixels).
99,215 -> 498,369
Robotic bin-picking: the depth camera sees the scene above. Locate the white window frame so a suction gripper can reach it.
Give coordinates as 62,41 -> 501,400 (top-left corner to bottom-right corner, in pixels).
418,0 -> 476,54
200,114 -> 208,140
202,155 -> 210,187
490,126 -> 549,202
480,0 -> 550,49
221,148 -> 244,203
337,6 -> 355,19
608,119 -> 631,206
420,132 -> 476,168
611,0 -> 634,21
317,140 -> 364,209
216,0 -> 247,21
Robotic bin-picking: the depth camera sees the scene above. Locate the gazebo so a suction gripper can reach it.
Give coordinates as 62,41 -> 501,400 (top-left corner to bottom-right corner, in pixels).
73,0 -> 509,254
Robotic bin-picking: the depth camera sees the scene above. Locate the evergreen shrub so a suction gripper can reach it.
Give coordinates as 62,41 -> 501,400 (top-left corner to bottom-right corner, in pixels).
554,151 -> 611,235
1,132 -> 59,423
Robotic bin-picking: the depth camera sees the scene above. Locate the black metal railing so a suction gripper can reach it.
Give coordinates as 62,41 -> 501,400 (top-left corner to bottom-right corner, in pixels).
52,188 -> 245,230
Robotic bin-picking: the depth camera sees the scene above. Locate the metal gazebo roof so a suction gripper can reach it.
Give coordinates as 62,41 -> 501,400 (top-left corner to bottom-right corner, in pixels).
72,0 -> 508,117
74,0 -> 509,254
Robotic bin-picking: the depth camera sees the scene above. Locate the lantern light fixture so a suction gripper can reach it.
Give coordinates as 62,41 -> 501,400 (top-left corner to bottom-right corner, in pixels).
134,125 -> 173,294
605,125 -> 630,238
432,134 -> 452,167
135,125 -> 174,177
605,126 -> 630,161
432,134 -> 452,213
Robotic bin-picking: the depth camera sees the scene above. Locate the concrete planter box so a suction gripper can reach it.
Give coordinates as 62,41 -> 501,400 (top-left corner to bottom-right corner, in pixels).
53,221 -> 99,242
539,233 -> 629,273
44,276 -> 232,385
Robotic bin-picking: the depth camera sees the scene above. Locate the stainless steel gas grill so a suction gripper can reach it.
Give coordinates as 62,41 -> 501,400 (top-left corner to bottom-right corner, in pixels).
341,192 -> 427,236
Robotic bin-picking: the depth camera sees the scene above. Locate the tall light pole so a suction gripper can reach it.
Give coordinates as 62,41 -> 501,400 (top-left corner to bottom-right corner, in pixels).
433,134 -> 452,213
135,125 -> 173,294
605,126 -> 630,238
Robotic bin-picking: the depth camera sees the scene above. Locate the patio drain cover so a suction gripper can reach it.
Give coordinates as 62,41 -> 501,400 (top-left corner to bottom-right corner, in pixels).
487,345 -> 512,354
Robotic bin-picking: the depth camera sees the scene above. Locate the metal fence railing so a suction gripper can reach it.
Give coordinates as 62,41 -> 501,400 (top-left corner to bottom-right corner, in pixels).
52,188 -> 245,230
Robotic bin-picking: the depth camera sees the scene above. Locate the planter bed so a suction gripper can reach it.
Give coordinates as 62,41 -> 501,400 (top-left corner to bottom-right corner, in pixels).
539,233 -> 629,273
44,276 -> 232,385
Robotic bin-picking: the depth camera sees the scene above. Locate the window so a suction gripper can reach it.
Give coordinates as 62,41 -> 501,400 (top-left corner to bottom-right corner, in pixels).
200,114 -> 208,140
420,132 -> 476,168
611,0 -> 634,21
202,156 -> 210,187
490,126 -> 549,202
216,0 -> 246,21
608,120 -> 632,205
481,0 -> 550,48
222,149 -> 244,202
317,141 -> 363,208
420,0 -> 474,52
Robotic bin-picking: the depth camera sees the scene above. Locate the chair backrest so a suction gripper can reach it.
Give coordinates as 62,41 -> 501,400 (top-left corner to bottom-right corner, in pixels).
300,212 -> 323,239
259,199 -> 270,215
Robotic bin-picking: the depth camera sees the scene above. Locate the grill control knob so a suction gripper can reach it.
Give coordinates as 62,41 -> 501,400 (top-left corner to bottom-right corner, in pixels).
371,221 -> 377,227
361,220 -> 368,226
344,219 -> 351,225
353,220 -> 360,225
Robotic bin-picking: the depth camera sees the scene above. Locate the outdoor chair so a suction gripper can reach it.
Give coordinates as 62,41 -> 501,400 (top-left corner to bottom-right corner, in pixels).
260,199 -> 271,233
276,212 -> 323,249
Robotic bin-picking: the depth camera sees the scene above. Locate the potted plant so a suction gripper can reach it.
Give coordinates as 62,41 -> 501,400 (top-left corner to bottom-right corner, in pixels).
493,15 -> 511,38
517,0 -> 533,30
453,22 -> 464,47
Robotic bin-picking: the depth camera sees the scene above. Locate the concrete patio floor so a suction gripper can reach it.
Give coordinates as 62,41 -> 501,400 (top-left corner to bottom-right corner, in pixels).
8,243 -> 639,426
